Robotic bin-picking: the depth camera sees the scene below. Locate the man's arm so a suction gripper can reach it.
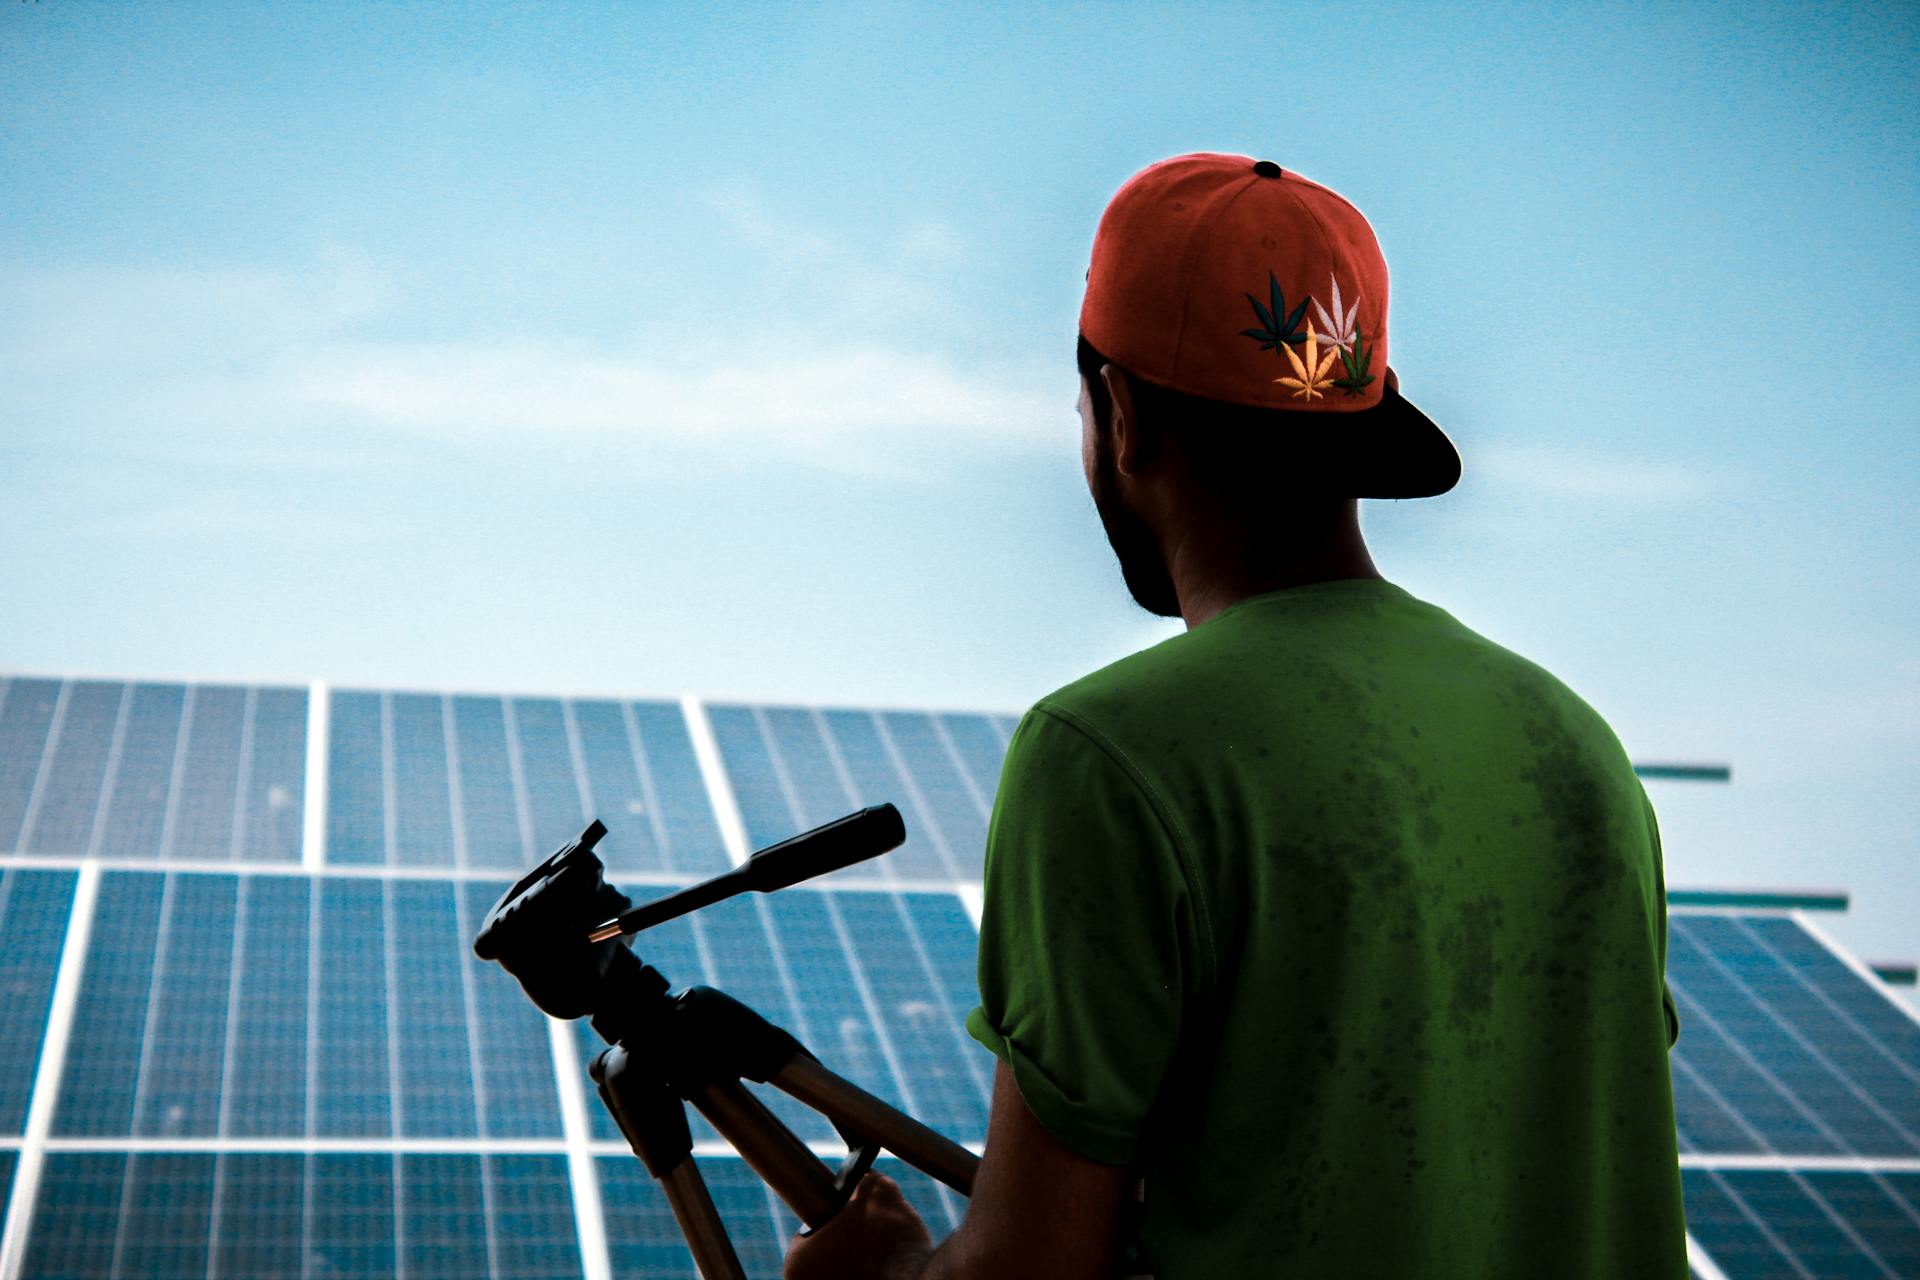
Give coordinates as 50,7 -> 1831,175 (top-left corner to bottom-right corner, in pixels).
783,1060 -> 1134,1280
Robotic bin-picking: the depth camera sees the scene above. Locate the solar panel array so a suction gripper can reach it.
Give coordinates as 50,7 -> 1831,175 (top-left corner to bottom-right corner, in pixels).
0,672 -> 1914,1280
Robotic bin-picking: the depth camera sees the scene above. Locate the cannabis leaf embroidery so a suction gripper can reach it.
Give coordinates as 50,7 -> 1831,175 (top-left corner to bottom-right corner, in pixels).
1274,318 -> 1338,401
1332,330 -> 1376,396
1310,272 -> 1360,355
1240,271 -> 1310,352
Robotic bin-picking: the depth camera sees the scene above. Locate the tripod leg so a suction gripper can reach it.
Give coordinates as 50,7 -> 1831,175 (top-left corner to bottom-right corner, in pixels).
693,1079 -> 846,1226
593,1045 -> 749,1280
658,1161 -> 751,1280
772,1053 -> 981,1195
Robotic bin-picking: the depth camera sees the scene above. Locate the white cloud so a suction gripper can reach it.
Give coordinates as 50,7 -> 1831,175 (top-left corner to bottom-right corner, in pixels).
277,336 -> 1059,446
0,249 -> 390,374
1473,442 -> 1710,502
1,203 -> 1065,476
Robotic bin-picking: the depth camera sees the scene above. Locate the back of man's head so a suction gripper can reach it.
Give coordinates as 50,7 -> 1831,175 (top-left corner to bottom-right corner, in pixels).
1076,331 -> 1353,536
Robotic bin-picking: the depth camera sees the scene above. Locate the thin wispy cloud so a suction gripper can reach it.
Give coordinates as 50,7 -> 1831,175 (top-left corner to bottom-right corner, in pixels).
1,198 -> 1061,477
280,337 -> 1058,446
1473,442 -> 1711,503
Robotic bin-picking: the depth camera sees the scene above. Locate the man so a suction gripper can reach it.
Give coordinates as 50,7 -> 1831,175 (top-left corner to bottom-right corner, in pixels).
786,152 -> 1687,1279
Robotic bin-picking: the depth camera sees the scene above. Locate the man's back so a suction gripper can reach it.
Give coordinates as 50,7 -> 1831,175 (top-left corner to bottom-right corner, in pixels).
967,576 -> 1687,1277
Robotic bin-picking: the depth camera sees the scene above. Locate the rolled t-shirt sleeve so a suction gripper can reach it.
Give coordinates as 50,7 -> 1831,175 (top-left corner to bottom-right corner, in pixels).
965,703 -> 1210,1168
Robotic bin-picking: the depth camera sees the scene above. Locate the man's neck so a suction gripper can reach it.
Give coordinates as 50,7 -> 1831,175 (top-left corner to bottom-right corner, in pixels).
1163,518 -> 1383,630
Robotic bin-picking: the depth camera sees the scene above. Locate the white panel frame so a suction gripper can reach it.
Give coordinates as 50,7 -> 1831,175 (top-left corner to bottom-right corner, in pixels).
0,861 -> 102,1280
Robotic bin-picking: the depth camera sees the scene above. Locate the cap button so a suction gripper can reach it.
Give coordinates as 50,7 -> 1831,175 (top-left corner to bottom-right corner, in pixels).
1252,160 -> 1283,179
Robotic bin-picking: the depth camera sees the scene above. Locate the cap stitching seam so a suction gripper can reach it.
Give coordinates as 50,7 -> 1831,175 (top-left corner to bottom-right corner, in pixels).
1167,175 -> 1264,379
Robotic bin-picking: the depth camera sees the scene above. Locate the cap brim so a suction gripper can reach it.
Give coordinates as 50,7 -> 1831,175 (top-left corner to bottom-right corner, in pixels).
1297,367 -> 1461,499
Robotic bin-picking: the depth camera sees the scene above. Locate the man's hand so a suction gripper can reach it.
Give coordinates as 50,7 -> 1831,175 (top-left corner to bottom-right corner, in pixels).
783,1061 -> 1132,1280
784,1173 -> 934,1280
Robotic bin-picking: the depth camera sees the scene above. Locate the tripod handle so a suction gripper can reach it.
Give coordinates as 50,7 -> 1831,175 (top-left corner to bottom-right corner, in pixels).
587,805 -> 907,943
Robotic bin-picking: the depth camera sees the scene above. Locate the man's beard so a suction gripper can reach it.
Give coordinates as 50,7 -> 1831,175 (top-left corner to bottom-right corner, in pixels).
1089,431 -> 1183,619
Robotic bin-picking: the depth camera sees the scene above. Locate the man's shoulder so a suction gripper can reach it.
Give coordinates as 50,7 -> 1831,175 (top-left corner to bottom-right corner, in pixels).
1026,628 -> 1204,742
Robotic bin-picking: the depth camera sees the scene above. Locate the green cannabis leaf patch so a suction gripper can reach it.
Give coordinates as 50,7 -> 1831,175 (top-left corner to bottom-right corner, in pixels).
1240,270 -> 1310,352
1332,330 -> 1376,396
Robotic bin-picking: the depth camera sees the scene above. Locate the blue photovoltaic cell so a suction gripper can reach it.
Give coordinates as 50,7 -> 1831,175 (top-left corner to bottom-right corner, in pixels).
116,1150 -> 219,1278
491,1153 -> 589,1278
454,695 -> 528,870
310,1151 -> 397,1277
904,891 -> 986,1043
760,707 -> 852,832
23,679 -> 121,855
0,1149 -> 16,1220
878,709 -> 991,880
167,684 -> 249,860
627,701 -> 730,874
93,682 -> 186,859
705,704 -> 795,854
834,891 -> 989,1141
240,685 -> 308,862
763,889 -> 907,1113
22,1151 -> 126,1278
55,871 -> 168,1136
1684,1169 -> 1920,1280
392,878 -> 480,1136
403,1152 -> 493,1277
212,1151 -> 304,1276
317,876 -> 393,1136
135,872 -> 238,1136
224,875 -> 311,1135
0,676 -> 62,851
328,689 -> 388,865
933,712 -> 1009,819
0,867 -> 76,1133
1670,913 -> 1920,1158
512,697 -> 590,861
392,692 -> 457,867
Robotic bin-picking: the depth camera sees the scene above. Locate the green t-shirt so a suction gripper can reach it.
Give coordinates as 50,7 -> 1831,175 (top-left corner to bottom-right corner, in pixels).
965,577 -> 1686,1278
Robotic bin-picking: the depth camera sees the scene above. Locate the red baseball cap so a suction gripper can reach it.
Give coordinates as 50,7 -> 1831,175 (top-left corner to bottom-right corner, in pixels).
1080,152 -> 1461,498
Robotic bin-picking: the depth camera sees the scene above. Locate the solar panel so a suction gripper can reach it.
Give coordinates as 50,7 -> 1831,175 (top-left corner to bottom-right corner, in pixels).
2,672 -> 1915,1280
52,871 -> 563,1141
707,702 -> 1007,884
1669,913 -> 1920,1158
0,868 -> 76,1134
0,678 -> 306,864
325,689 -> 731,874
1682,1169 -> 1920,1278
20,1151 -> 582,1279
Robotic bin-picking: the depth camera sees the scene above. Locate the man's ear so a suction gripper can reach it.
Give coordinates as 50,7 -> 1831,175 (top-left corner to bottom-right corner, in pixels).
1098,362 -> 1155,477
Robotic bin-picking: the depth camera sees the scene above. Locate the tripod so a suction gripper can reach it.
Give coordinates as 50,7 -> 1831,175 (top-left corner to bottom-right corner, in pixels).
475,809 -> 980,1279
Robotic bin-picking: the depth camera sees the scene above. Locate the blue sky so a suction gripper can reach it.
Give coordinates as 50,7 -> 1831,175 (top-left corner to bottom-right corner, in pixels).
2,2 -> 1915,998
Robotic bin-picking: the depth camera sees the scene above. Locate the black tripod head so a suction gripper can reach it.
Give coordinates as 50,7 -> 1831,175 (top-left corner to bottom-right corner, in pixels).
472,805 -> 907,1041
471,819 -> 643,1023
